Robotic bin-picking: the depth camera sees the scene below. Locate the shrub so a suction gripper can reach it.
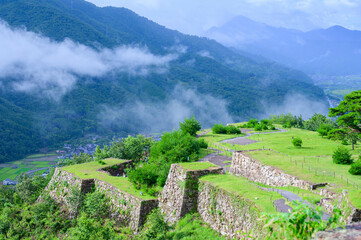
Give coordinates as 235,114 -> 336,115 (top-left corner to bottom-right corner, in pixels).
212,124 -> 227,134
261,124 -> 268,130
226,125 -> 241,134
150,130 -> 200,163
283,122 -> 292,128
261,119 -> 270,126
127,164 -> 158,189
349,159 -> 361,175
179,116 -> 201,136
270,125 -> 276,130
197,138 -> 208,149
261,201 -> 342,239
292,137 -> 302,147
317,124 -> 335,137
254,125 -> 262,131
247,119 -> 259,128
332,146 -> 353,165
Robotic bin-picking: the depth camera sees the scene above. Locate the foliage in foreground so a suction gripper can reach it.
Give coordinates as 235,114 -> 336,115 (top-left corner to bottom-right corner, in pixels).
261,201 -> 342,240
137,210 -> 225,240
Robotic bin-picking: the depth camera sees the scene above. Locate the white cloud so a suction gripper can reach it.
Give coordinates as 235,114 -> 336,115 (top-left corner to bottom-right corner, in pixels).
0,21 -> 176,100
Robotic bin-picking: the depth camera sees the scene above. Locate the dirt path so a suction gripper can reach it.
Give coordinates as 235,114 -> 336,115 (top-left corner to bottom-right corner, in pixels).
199,149 -> 232,172
221,129 -> 287,146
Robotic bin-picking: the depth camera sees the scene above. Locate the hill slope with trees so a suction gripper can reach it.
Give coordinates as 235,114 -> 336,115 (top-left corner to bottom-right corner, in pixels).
0,0 -> 327,163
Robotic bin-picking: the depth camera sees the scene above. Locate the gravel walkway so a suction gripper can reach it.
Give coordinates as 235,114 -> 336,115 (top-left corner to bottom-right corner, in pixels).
220,129 -> 287,146
199,149 -> 232,172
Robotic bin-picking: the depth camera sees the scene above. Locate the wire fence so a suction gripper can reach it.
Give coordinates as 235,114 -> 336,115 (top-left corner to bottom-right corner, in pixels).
206,140 -> 361,191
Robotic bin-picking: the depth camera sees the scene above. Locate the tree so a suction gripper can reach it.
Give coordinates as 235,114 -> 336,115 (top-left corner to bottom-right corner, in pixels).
108,135 -> 153,162
179,116 -> 201,137
349,158 -> 361,175
332,146 -> 353,165
329,90 -> 361,150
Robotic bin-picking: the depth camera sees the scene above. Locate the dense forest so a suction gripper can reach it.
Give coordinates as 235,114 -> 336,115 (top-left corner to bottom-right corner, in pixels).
0,0 -> 327,163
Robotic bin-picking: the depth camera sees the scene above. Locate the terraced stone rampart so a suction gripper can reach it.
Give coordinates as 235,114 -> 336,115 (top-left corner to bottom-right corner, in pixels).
197,181 -> 264,239
159,163 -> 223,223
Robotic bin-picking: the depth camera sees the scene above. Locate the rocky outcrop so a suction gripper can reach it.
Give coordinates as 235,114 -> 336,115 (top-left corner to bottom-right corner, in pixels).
315,223 -> 361,240
159,164 -> 223,223
197,181 -> 264,239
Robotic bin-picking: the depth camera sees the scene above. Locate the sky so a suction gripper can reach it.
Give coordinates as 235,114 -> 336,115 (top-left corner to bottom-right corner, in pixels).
86,0 -> 361,35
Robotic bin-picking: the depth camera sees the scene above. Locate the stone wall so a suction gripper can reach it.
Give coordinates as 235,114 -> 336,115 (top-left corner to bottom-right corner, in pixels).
43,168 -> 86,216
159,164 -> 223,223
44,166 -> 158,230
197,181 -> 264,239
95,179 -> 158,230
230,150 -> 316,190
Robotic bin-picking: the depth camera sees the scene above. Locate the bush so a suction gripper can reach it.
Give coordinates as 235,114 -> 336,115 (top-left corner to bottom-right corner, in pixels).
127,164 -> 158,189
349,159 -> 361,175
261,201 -> 342,239
150,130 -> 200,163
260,119 -> 270,126
197,138 -> 208,149
261,124 -> 268,130
254,125 -> 262,131
179,116 -> 201,136
226,125 -> 241,134
332,146 -> 353,165
247,119 -> 259,128
212,124 -> 227,134
292,137 -> 303,147
283,122 -> 292,128
270,125 -> 276,130
317,124 -> 335,137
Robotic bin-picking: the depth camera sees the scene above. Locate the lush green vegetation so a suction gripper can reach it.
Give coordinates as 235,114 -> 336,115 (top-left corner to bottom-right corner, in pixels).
261,201 -> 342,240
0,0 -> 327,163
212,123 -> 241,134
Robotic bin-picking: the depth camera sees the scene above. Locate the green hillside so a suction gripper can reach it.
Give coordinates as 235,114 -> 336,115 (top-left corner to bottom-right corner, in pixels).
0,0 -> 327,163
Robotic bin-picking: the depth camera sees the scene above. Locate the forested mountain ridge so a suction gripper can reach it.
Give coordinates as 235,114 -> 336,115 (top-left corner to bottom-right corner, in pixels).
0,0 -> 327,163
206,15 -> 361,75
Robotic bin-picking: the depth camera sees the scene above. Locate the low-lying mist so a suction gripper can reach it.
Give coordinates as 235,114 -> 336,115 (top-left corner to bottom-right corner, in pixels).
98,85 -> 234,134
0,20 -> 176,101
261,93 -> 329,120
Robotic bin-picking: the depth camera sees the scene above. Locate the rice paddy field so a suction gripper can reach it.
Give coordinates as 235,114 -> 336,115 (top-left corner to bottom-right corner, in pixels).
0,153 -> 58,181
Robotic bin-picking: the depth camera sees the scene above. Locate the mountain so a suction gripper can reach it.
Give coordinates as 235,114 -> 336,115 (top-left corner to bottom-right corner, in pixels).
0,0 -> 327,163
206,16 -> 361,75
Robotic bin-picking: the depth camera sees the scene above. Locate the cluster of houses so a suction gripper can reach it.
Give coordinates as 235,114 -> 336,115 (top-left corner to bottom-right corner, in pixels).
57,143 -> 98,160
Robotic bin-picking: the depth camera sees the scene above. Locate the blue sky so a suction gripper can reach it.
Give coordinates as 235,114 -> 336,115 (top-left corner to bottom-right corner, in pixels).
86,0 -> 361,35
